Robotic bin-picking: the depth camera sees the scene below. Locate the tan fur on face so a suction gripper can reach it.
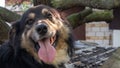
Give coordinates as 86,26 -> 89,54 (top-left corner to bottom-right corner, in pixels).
28,13 -> 35,19
21,31 -> 41,63
52,25 -> 70,66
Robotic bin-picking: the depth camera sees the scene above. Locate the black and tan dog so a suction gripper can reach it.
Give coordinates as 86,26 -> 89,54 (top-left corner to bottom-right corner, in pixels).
0,5 -> 74,68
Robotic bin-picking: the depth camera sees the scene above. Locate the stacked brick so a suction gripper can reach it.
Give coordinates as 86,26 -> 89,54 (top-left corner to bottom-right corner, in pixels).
86,21 -> 112,45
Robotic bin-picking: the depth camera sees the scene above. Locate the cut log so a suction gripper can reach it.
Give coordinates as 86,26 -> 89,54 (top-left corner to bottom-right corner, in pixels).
84,10 -> 113,23
51,0 -> 120,9
0,19 -> 10,44
0,7 -> 21,23
67,8 -> 92,28
67,9 -> 113,28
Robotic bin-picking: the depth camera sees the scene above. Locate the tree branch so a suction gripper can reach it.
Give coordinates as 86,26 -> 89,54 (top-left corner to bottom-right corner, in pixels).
67,9 -> 113,28
0,19 -> 10,44
84,10 -> 113,23
51,0 -> 120,9
67,8 -> 92,28
0,7 -> 21,23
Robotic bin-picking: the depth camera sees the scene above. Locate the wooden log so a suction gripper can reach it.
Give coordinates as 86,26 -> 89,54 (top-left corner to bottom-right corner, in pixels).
84,10 -> 113,23
67,8 -> 92,28
51,0 -> 120,9
0,19 -> 10,44
0,7 -> 21,23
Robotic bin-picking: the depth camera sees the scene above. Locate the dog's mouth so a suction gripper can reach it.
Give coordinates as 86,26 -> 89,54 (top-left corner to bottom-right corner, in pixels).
34,36 -> 56,64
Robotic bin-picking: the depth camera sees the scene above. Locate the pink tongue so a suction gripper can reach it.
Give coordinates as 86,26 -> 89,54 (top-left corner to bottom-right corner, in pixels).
38,38 -> 56,63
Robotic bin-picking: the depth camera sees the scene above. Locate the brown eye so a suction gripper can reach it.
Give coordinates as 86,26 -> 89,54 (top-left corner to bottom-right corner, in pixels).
45,12 -> 52,19
42,8 -> 52,19
26,19 -> 34,25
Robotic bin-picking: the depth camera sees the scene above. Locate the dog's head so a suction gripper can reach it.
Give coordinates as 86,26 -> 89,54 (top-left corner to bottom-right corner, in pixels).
9,5 -> 74,66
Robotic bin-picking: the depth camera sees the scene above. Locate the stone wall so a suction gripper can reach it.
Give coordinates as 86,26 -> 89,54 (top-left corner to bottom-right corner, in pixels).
86,21 -> 112,45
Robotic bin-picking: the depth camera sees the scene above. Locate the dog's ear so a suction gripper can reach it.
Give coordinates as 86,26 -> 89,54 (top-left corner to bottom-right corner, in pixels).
9,21 -> 21,52
67,34 -> 75,57
9,21 -> 20,41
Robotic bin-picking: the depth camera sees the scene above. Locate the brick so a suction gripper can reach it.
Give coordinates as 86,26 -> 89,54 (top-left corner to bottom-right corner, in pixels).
98,36 -> 104,40
90,36 -> 98,40
104,36 -> 110,40
86,36 -> 108,40
95,23 -> 101,27
104,32 -> 111,36
91,22 -> 98,24
86,23 -> 90,27
91,24 -> 96,27
101,23 -> 108,27
99,21 -> 107,24
86,36 -> 91,40
100,27 -> 109,32
96,32 -> 104,36
92,27 -> 100,32
86,32 -> 96,36
86,28 -> 92,32
86,23 -> 95,27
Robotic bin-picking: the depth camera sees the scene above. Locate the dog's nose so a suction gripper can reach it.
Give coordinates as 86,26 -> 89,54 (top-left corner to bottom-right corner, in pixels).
36,24 -> 47,35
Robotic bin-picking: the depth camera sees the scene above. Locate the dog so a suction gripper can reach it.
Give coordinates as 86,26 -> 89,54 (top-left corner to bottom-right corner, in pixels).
0,5 -> 74,68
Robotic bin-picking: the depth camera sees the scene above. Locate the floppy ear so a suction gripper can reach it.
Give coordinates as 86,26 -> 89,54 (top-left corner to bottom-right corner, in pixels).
9,24 -> 15,40
67,34 -> 75,57
9,21 -> 20,42
8,21 -> 22,53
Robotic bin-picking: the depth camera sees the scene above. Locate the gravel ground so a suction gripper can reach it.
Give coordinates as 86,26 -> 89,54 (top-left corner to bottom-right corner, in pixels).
63,41 -> 117,68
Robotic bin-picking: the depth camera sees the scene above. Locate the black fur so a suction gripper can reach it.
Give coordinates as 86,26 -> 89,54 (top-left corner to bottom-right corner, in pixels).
0,42 -> 56,68
0,5 -> 74,68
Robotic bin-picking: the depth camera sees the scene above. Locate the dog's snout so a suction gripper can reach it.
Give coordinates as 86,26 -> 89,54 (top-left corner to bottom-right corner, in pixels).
36,24 -> 47,35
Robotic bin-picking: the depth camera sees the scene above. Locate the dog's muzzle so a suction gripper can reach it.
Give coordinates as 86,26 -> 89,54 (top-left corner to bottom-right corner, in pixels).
31,23 -> 57,64
36,24 -> 48,35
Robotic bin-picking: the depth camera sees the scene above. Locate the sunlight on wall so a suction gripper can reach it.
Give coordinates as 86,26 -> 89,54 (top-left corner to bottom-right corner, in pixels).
0,0 -> 5,7
113,30 -> 120,47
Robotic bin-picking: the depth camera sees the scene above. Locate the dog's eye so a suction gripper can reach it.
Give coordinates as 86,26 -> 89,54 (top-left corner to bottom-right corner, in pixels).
45,12 -> 52,19
26,19 -> 34,25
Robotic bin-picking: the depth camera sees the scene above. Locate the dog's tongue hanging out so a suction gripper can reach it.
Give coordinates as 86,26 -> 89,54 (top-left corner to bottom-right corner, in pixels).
38,38 -> 56,63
